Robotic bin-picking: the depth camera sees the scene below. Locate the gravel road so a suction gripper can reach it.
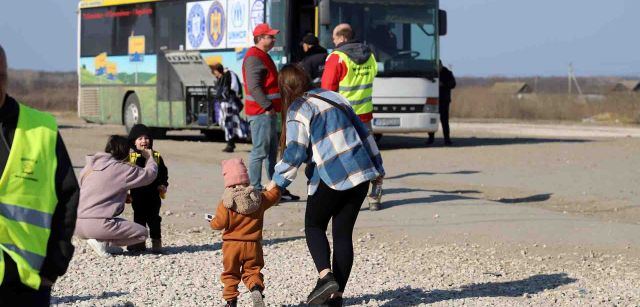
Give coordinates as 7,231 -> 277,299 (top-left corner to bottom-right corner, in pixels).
51,116 -> 640,306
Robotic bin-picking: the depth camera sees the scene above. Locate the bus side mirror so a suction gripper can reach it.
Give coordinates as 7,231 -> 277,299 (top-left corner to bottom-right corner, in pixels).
438,10 -> 447,36
318,0 -> 330,26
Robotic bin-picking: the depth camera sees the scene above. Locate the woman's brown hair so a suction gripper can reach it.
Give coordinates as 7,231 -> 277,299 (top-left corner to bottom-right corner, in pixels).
277,64 -> 312,158
104,135 -> 130,161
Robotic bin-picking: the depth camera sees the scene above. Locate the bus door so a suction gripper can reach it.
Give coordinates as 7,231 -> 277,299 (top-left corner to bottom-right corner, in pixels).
288,0 -> 317,62
265,0 -> 316,66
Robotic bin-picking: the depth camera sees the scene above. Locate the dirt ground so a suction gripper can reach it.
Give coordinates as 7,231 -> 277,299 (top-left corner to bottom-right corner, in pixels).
52,114 -> 640,305
57,113 -> 640,256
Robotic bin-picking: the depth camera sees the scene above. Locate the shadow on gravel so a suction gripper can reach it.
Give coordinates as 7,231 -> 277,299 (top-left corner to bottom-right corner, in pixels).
162,133 -> 252,144
52,291 -> 128,304
371,188 -> 553,209
494,193 -> 552,204
378,135 -> 589,150
59,124 -> 84,129
149,236 -> 305,256
160,243 -> 222,255
385,170 -> 480,180
162,134 -> 219,143
384,188 -> 482,195
345,273 -> 576,306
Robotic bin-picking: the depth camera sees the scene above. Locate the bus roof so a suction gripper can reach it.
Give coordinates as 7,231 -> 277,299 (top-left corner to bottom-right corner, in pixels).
79,0 -> 158,9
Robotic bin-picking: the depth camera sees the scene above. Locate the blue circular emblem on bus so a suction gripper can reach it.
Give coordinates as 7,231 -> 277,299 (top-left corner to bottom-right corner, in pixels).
250,0 -> 264,30
207,1 -> 226,48
187,4 -> 205,48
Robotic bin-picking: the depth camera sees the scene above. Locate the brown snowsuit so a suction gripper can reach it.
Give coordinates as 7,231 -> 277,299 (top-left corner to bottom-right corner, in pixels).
209,186 -> 280,301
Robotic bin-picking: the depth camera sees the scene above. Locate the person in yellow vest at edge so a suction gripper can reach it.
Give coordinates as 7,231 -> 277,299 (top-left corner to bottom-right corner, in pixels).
0,45 -> 80,306
321,24 -> 384,211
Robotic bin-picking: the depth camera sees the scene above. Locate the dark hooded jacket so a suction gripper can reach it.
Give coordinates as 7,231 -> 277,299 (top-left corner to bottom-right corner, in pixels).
335,40 -> 374,65
127,124 -> 169,202
300,45 -> 328,84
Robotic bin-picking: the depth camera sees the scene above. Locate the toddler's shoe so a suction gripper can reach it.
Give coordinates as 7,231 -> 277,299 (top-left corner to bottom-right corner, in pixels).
151,239 -> 163,254
250,285 -> 265,307
224,299 -> 237,307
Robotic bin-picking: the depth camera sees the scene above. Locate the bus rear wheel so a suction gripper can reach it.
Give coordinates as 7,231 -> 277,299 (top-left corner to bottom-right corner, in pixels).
124,94 -> 141,133
202,129 -> 225,141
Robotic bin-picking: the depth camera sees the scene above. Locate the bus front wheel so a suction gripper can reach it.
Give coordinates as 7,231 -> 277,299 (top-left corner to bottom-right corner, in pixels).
124,94 -> 141,133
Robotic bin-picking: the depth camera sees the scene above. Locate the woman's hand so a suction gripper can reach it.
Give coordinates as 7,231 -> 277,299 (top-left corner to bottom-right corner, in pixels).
140,148 -> 153,160
265,180 -> 277,191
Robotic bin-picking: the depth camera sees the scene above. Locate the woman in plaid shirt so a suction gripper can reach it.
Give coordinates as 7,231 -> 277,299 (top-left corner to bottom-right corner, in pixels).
269,64 -> 384,306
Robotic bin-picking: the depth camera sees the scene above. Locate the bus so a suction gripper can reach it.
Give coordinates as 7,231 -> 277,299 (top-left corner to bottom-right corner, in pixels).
77,0 -> 447,139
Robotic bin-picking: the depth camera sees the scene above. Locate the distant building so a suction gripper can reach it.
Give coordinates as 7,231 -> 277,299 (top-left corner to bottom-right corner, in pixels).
491,81 -> 533,99
610,80 -> 640,92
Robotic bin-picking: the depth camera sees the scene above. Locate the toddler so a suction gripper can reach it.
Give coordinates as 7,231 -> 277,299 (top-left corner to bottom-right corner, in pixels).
210,158 -> 280,307
127,124 -> 169,253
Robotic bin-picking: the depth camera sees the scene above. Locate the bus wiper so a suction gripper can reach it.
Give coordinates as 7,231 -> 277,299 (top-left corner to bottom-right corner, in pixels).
419,24 -> 434,36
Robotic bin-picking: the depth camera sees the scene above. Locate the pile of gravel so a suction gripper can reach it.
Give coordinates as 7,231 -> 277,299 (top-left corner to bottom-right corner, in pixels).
51,230 -> 640,306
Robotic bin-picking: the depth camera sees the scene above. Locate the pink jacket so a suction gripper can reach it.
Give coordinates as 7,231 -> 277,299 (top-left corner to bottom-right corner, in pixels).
77,152 -> 158,219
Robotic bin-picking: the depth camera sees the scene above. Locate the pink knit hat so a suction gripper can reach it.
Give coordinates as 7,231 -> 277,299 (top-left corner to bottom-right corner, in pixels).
222,158 -> 250,188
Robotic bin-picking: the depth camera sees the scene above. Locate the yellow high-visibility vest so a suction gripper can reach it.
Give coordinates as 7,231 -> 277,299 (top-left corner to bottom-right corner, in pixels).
0,103 -> 58,290
129,151 -> 164,199
129,151 -> 160,165
333,50 -> 378,116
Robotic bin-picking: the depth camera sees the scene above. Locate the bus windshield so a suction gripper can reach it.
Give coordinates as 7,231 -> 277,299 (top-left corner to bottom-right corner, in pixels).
325,0 -> 439,79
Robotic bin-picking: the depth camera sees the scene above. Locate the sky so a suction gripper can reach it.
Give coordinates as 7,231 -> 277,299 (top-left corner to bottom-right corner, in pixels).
0,0 -> 638,76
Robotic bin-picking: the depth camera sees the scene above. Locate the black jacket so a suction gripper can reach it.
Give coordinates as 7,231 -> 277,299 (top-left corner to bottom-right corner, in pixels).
130,153 -> 169,203
0,95 -> 80,284
439,66 -> 456,104
216,70 -> 243,101
300,45 -> 328,84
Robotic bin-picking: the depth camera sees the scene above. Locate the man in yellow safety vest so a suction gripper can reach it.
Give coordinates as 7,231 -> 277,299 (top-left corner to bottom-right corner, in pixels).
321,23 -> 384,211
0,45 -> 80,306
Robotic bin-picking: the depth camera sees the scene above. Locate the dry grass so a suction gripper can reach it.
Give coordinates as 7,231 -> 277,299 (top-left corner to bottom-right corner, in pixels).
6,69 -> 640,124
7,69 -> 77,111
452,87 -> 640,124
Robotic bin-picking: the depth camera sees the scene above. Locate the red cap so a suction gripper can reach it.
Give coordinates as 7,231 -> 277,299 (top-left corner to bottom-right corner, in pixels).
253,23 -> 280,37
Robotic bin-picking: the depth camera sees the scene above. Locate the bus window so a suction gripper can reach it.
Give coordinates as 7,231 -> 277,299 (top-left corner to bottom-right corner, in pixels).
80,3 -> 155,57
81,7 -> 114,57
155,2 -> 186,51
324,0 -> 439,79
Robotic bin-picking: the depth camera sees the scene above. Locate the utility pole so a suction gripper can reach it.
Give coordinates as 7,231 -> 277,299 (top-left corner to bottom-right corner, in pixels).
568,63 -> 583,97
568,63 -> 572,95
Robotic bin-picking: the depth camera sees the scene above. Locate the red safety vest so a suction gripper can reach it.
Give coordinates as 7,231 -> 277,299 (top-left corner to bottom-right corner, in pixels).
242,47 -> 282,116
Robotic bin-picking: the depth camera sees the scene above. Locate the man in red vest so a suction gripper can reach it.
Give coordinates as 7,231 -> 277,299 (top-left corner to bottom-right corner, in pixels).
242,24 -> 299,201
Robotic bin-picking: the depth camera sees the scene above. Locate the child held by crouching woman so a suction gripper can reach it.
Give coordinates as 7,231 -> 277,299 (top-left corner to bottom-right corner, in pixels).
127,124 -> 169,253
210,158 -> 281,307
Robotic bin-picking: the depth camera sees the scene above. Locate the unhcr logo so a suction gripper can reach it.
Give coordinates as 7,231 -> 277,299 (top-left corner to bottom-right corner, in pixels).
232,1 -> 244,28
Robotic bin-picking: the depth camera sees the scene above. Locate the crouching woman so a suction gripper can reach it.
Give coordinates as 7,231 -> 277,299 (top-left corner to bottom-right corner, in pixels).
75,135 -> 158,257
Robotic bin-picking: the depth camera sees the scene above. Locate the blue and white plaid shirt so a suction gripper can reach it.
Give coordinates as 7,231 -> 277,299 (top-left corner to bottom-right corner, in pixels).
273,89 -> 385,195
